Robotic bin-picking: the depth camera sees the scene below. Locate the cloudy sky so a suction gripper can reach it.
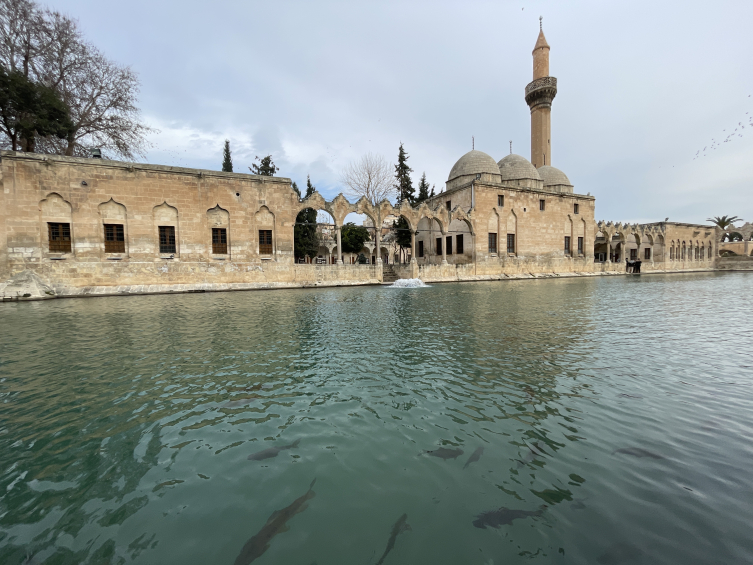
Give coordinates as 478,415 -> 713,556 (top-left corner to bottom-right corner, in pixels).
53,0 -> 753,224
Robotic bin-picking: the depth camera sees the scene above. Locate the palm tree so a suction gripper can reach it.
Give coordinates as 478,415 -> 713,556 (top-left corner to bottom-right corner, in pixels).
707,215 -> 743,242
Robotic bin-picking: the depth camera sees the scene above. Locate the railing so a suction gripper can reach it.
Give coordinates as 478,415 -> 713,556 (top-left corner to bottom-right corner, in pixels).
525,76 -> 557,95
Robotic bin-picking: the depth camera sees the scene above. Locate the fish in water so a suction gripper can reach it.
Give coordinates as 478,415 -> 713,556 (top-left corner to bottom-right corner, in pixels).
424,447 -> 464,460
473,506 -> 545,529
613,447 -> 664,459
463,447 -> 484,469
516,443 -> 546,468
247,439 -> 300,461
375,513 -> 411,565
233,479 -> 316,565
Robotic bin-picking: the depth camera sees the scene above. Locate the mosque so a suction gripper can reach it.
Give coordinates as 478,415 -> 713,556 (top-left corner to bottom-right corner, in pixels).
0,24 -> 723,299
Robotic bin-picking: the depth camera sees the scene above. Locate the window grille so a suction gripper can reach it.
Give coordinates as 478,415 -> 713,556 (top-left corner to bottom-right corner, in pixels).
564,236 -> 571,255
577,236 -> 584,255
212,228 -> 228,254
48,222 -> 71,253
446,235 -> 453,255
259,230 -> 273,254
456,234 -> 464,254
498,195 -> 504,207
104,224 -> 125,253
539,199 -> 545,211
630,248 -> 637,260
507,233 -> 515,254
708,246 -> 713,259
670,246 -> 674,260
644,247 -> 651,260
159,226 -> 176,254
418,240 -> 424,258
695,247 -> 699,260
436,237 -> 442,255
488,233 -> 497,253
574,203 -> 579,214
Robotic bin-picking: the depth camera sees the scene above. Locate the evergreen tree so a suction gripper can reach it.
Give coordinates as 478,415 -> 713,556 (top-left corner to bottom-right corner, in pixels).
430,186 -> 435,198
0,68 -> 73,152
341,222 -> 370,253
394,143 -> 414,204
292,181 -> 300,197
393,216 -> 412,261
294,175 -> 319,260
416,172 -> 431,204
222,139 -> 233,172
249,155 -> 279,176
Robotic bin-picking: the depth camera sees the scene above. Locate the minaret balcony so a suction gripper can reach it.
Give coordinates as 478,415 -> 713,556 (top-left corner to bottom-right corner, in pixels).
525,76 -> 557,109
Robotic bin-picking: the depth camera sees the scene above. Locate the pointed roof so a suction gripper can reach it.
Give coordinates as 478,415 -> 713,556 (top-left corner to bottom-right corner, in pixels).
534,29 -> 549,51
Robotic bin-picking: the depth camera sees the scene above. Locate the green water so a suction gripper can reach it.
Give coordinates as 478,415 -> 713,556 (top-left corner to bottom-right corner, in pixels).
1,273 -> 752,565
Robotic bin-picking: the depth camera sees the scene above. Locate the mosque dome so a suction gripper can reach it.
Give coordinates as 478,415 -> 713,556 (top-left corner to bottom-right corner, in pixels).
447,150 -> 500,182
537,165 -> 572,187
497,154 -> 541,181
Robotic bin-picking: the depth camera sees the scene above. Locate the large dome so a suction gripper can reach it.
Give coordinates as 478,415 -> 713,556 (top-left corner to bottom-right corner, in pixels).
497,154 -> 541,181
537,165 -> 572,187
447,150 -> 500,182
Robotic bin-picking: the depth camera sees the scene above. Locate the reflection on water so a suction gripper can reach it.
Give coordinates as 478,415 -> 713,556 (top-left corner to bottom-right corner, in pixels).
1,273 -> 752,564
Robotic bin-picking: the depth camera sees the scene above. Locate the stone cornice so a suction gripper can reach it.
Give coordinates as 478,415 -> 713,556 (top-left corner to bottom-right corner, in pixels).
0,150 -> 291,184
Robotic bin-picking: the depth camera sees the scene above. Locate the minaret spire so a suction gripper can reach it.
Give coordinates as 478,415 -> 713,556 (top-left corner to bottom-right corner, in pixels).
525,20 -> 557,168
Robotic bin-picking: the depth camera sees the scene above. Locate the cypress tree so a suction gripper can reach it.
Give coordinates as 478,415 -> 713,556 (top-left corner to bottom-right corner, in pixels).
222,140 -> 233,172
394,143 -> 414,204
292,181 -> 300,197
294,175 -> 319,260
416,172 -> 431,204
249,155 -> 279,176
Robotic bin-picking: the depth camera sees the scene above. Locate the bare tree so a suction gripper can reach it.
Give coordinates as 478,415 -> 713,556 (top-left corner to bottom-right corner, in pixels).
0,0 -> 153,159
340,152 -> 393,205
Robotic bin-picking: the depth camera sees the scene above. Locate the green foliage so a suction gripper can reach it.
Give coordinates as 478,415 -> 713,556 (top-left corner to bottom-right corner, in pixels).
341,222 -> 370,253
416,172 -> 433,204
392,216 -> 412,249
292,181 -> 300,197
0,67 -> 73,152
394,143 -> 414,204
250,155 -> 279,176
222,139 -> 233,172
294,176 -> 319,259
707,215 -> 744,241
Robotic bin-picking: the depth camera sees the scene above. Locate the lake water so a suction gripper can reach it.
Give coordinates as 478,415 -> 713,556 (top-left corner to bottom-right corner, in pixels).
1,272 -> 752,565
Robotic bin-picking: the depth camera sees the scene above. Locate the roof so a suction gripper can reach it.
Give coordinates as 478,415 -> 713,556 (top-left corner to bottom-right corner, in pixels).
537,165 -> 572,187
497,154 -> 541,181
447,150 -> 500,182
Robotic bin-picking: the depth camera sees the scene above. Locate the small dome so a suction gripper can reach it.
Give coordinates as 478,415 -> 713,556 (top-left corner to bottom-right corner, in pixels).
447,150 -> 500,182
537,165 -> 572,187
497,154 -> 541,181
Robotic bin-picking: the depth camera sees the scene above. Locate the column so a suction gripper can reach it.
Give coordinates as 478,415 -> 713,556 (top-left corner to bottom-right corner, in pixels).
410,230 -> 416,263
442,233 -> 447,265
374,219 -> 382,265
336,226 -> 343,264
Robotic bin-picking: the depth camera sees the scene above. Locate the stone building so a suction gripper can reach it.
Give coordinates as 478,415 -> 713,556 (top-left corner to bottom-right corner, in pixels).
0,24 -> 730,300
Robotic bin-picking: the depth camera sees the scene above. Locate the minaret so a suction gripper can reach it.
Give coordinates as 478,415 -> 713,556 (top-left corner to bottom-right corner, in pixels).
525,17 -> 557,168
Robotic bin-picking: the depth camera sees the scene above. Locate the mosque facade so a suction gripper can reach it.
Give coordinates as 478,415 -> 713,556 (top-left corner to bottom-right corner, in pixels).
0,26 -> 729,300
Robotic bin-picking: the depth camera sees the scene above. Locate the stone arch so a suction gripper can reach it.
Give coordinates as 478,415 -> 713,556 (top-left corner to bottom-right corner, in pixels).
507,211 -> 518,255
255,206 -> 275,257
594,229 -> 609,262
578,218 -> 587,257
40,193 -> 73,254
654,234 -> 664,262
564,217 -> 574,256
98,198 -> 128,255
487,209 -> 500,255
207,205 -> 230,257
153,202 -> 179,257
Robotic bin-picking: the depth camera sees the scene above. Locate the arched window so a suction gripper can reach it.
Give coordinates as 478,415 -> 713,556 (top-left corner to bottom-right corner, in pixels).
700,244 -> 705,261
682,242 -> 686,260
